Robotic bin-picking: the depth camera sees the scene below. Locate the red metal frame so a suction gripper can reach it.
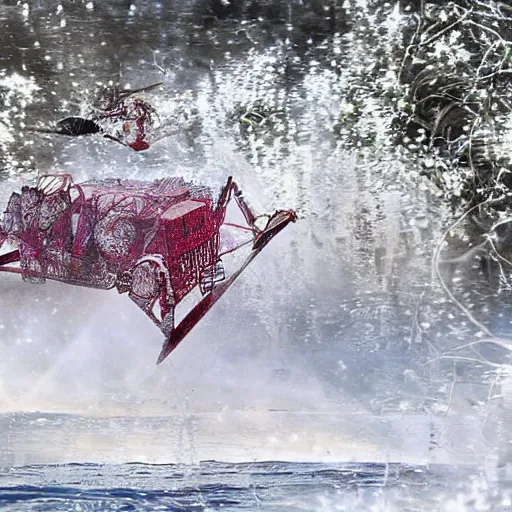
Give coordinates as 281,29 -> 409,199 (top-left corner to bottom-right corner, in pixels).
0,174 -> 296,363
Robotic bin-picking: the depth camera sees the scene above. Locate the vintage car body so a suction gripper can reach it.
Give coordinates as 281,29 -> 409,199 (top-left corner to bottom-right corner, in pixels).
0,174 -> 296,363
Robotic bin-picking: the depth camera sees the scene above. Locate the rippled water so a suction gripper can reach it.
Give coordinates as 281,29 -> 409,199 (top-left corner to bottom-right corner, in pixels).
0,460 -> 486,512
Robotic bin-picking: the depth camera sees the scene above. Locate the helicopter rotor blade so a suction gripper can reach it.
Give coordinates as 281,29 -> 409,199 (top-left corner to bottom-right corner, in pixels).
117,82 -> 164,101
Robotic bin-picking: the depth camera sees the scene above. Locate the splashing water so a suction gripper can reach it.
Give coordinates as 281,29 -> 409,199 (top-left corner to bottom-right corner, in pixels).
0,0 -> 512,509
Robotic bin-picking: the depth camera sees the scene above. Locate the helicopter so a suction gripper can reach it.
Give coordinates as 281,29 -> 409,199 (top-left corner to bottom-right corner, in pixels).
30,82 -> 163,151
0,173 -> 296,363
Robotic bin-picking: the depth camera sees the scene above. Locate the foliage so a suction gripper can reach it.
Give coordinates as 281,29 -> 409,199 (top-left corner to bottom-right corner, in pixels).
397,1 -> 512,208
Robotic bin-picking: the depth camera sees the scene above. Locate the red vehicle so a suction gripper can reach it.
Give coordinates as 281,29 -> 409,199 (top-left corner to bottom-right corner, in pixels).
0,174 -> 296,363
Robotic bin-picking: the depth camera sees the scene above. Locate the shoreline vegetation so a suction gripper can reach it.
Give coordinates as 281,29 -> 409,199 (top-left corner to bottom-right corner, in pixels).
320,0 -> 512,393
337,0 -> 512,282
393,1 -> 512,381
